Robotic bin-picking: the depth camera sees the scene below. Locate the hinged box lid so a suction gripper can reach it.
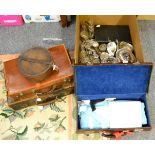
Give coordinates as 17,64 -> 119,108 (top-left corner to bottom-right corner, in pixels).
75,64 -> 152,100
94,25 -> 132,43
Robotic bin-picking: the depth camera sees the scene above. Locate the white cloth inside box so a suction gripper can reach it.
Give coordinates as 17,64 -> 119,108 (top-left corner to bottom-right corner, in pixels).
78,99 -> 147,129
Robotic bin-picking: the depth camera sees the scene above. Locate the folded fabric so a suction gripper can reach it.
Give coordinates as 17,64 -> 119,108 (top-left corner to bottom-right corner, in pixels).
109,101 -> 143,128
79,102 -> 110,129
78,100 -> 147,129
141,102 -> 147,125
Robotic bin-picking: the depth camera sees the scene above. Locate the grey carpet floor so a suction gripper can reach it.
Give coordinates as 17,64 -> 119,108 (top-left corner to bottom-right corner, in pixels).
122,20 -> 155,140
0,16 -> 76,54
0,18 -> 155,140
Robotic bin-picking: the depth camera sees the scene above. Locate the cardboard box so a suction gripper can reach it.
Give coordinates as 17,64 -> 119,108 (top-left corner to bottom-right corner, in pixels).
22,15 -> 60,23
74,15 -> 144,64
74,15 -> 153,138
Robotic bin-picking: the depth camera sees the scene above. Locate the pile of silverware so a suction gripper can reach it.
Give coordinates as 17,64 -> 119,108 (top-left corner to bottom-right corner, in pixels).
80,21 -> 137,65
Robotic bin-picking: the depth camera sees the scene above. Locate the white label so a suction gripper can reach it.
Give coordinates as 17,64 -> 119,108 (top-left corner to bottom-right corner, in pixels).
4,20 -> 16,23
43,38 -> 62,41
105,98 -> 116,101
36,98 -> 42,102
122,60 -> 128,63
96,25 -> 100,27
38,106 -> 44,110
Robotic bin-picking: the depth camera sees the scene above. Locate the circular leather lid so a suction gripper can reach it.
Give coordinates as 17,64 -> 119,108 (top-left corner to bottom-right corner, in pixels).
18,47 -> 53,77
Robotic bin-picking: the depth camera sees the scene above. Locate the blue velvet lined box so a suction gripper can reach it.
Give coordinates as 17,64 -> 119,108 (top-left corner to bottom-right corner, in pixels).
74,15 -> 153,133
74,64 -> 153,130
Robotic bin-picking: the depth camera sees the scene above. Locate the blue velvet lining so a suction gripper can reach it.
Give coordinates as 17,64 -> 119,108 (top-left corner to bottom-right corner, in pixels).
75,65 -> 152,129
75,65 -> 152,100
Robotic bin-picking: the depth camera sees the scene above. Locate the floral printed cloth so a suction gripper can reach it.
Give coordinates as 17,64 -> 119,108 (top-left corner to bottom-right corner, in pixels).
0,60 -> 104,140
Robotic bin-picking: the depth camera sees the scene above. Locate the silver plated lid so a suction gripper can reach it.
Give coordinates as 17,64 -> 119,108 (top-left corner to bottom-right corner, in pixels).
116,48 -> 136,63
119,41 -> 134,52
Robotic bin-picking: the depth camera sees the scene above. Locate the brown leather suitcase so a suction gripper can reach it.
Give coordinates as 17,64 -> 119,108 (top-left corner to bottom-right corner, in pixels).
4,44 -> 74,110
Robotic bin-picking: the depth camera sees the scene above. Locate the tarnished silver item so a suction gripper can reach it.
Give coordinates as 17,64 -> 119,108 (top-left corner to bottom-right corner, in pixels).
80,24 -> 89,41
119,41 -> 133,52
92,41 -> 99,48
99,52 -> 109,60
80,30 -> 89,41
80,21 -> 94,41
86,20 -> 94,39
107,42 -> 117,56
79,21 -> 137,64
99,44 -> 107,52
93,58 -> 100,64
116,48 -> 136,63
101,56 -> 120,64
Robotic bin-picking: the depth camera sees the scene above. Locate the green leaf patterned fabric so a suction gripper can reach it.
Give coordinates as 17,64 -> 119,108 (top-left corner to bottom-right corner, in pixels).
0,60 -> 104,140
